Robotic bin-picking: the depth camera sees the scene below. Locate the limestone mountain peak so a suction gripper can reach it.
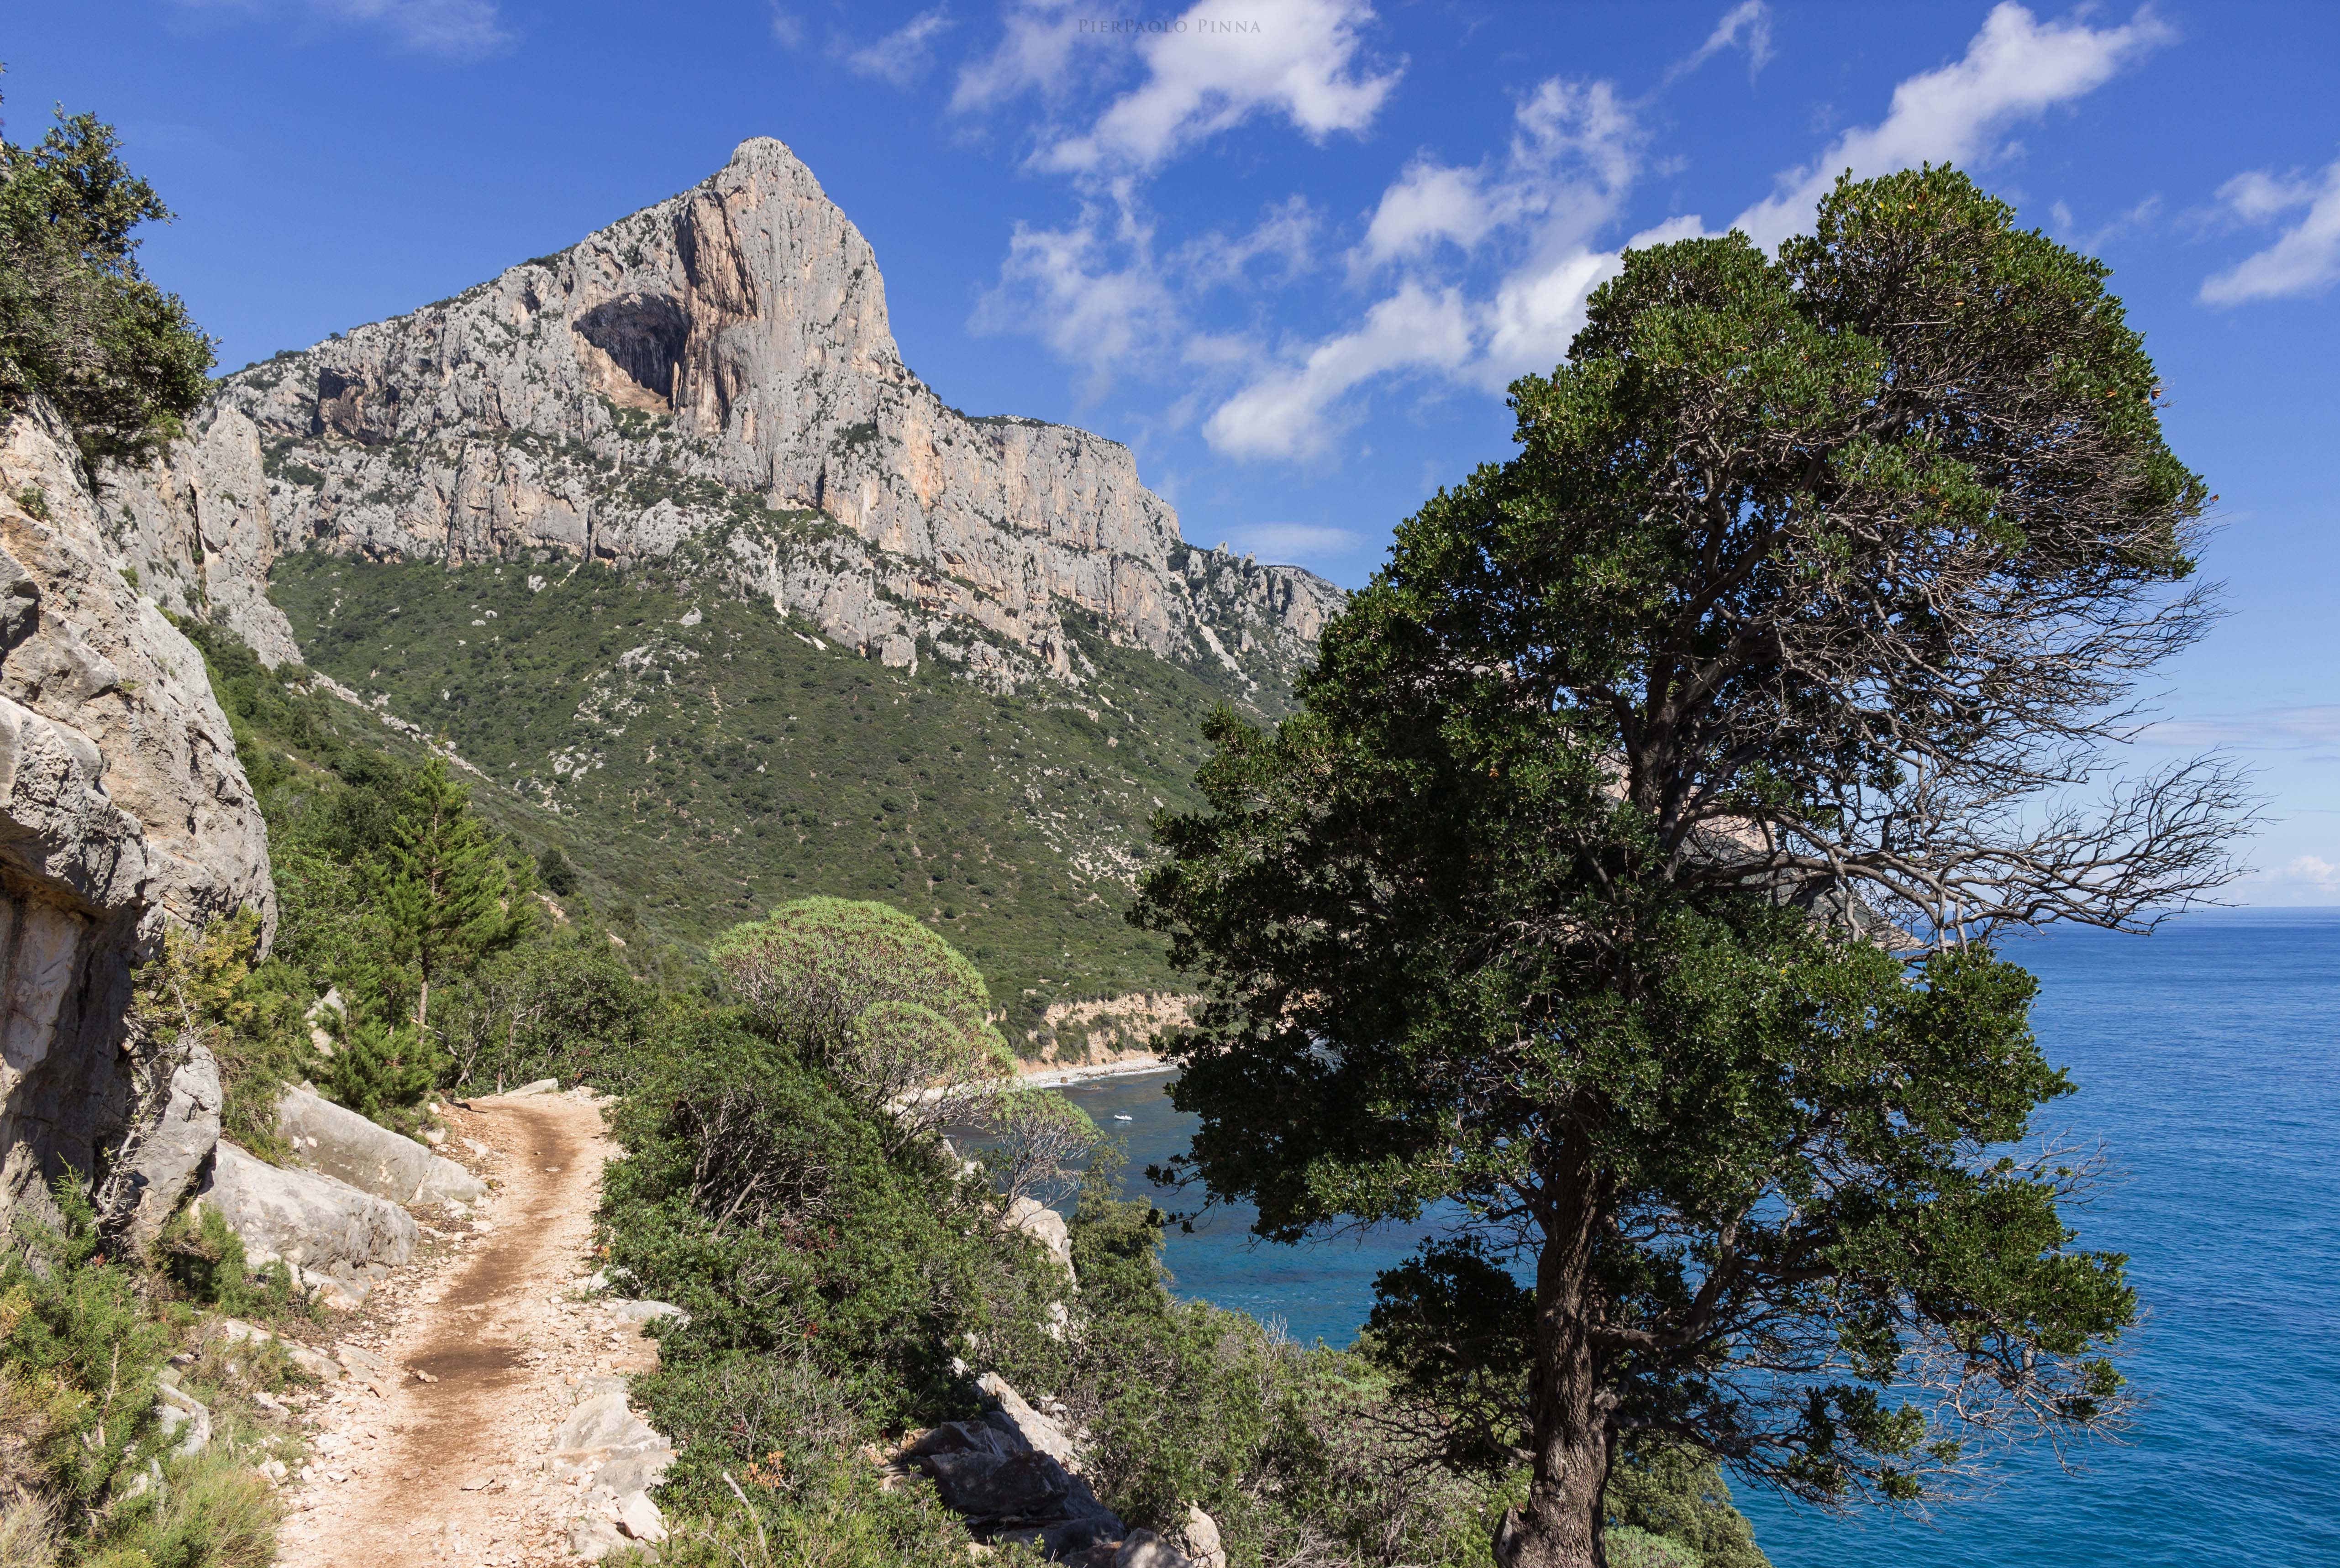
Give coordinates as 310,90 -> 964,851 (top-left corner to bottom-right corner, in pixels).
106,140 -> 1339,697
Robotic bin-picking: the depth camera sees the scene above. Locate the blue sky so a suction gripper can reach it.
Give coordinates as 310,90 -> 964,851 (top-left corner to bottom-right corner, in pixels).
12,1 -> 2340,900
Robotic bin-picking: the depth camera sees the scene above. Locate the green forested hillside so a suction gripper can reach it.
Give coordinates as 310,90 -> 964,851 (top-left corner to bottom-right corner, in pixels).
265,549 -> 1243,1048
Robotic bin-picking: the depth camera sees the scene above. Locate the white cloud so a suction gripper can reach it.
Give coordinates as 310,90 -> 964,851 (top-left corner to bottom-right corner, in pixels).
2240,855 -> 2340,903
1731,3 -> 2170,249
1041,0 -> 1399,174
1216,77 -> 1640,456
768,6 -> 805,49
1174,197 -> 1319,288
1202,283 -> 1472,460
1666,1 -> 1775,84
2049,194 -> 2163,253
974,199 -> 1181,398
2200,157 -> 2340,304
175,0 -> 513,58
953,0 -> 1088,110
845,7 -> 954,86
1229,522 -> 1361,563
1355,79 -> 1635,278
1207,4 -> 2167,461
1355,159 -> 1514,271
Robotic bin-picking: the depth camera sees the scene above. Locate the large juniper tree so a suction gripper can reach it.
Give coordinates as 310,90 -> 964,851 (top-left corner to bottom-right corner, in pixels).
1134,168 -> 2251,1568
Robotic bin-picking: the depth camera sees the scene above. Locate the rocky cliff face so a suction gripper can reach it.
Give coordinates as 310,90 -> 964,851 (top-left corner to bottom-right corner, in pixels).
0,402 -> 276,1222
109,138 -> 1341,696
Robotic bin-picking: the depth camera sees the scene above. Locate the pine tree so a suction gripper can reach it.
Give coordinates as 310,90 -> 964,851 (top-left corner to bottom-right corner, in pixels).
370,758 -> 532,1040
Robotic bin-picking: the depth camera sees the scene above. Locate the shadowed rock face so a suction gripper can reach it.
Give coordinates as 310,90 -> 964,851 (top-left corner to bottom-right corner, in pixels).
102,137 -> 1343,695
0,403 -> 275,1224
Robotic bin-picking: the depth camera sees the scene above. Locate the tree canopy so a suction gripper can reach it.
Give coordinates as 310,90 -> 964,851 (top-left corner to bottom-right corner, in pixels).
0,83 -> 212,463
1135,168 -> 2246,1568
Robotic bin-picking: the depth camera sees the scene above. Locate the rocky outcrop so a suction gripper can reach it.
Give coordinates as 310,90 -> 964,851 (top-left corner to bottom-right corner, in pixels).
106,139 -> 1341,699
196,1140 -> 417,1302
1005,1196 -> 1077,1280
109,1044 -> 224,1246
278,1084 -> 486,1207
902,1371 -> 1214,1568
0,402 -> 275,1225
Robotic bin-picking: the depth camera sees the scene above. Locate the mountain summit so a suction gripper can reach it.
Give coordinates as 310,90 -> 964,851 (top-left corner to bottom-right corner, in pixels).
112,137 -> 1339,697
102,139 -> 1347,1046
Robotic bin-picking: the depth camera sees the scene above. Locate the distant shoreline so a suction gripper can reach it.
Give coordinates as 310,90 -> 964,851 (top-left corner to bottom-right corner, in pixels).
1015,1054 -> 1173,1090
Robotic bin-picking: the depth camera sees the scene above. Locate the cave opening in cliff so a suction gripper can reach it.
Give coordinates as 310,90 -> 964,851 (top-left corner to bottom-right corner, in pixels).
575,294 -> 691,406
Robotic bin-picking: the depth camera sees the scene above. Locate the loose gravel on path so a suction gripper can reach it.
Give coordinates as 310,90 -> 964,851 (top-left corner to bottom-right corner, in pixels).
274,1090 -> 657,1568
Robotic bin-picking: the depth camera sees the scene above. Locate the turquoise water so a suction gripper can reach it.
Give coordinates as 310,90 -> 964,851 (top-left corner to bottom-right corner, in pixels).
1057,911 -> 2340,1566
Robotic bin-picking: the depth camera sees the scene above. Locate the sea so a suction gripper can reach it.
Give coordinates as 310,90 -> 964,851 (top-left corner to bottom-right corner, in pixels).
1053,910 -> 2340,1567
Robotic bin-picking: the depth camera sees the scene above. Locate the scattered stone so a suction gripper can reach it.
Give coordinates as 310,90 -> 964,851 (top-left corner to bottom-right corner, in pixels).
155,1383 -> 211,1456
336,1343 -> 389,1377
605,1299 -> 686,1326
210,1317 -> 344,1383
502,1079 -> 560,1098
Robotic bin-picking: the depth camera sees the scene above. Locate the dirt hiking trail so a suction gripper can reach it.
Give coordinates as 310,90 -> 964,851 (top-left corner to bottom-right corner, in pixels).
274,1090 -> 658,1568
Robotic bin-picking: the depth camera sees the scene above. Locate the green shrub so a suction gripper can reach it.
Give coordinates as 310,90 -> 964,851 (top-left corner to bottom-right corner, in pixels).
603,1007 -> 1060,1429
1603,1439 -> 1771,1568
153,1206 -> 302,1323
0,1183 -> 175,1524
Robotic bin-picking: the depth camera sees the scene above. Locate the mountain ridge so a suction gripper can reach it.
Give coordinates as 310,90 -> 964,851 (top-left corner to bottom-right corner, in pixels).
105,137 -> 1341,703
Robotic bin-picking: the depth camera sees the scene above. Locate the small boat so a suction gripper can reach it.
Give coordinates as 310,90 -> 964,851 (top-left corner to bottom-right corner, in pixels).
1112,1114 -> 1134,1122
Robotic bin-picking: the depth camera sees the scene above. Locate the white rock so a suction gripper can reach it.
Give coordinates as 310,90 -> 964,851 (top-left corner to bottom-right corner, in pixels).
1003,1197 -> 1075,1280
568,1516 -> 627,1561
605,1299 -> 686,1325
977,1371 -> 1079,1471
112,1045 -> 224,1246
276,1085 -> 484,1206
615,1490 -> 667,1543
155,1383 -> 211,1456
195,1142 -> 417,1281
1177,1505 -> 1227,1568
0,399 -> 275,1230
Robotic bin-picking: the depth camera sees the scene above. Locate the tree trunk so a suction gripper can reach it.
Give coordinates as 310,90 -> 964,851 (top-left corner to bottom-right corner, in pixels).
1496,1145 -> 1614,1568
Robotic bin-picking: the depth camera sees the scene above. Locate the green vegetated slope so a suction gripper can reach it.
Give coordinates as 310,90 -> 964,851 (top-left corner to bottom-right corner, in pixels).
268,548 -> 1240,1049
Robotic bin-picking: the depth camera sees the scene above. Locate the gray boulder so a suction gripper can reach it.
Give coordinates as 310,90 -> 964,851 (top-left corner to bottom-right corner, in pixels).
978,1370 -> 1080,1470
1004,1197 -> 1077,1281
276,1085 -> 483,1206
111,1044 -> 222,1246
1173,1507 -> 1226,1568
196,1141 -> 416,1283
605,1299 -> 687,1326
